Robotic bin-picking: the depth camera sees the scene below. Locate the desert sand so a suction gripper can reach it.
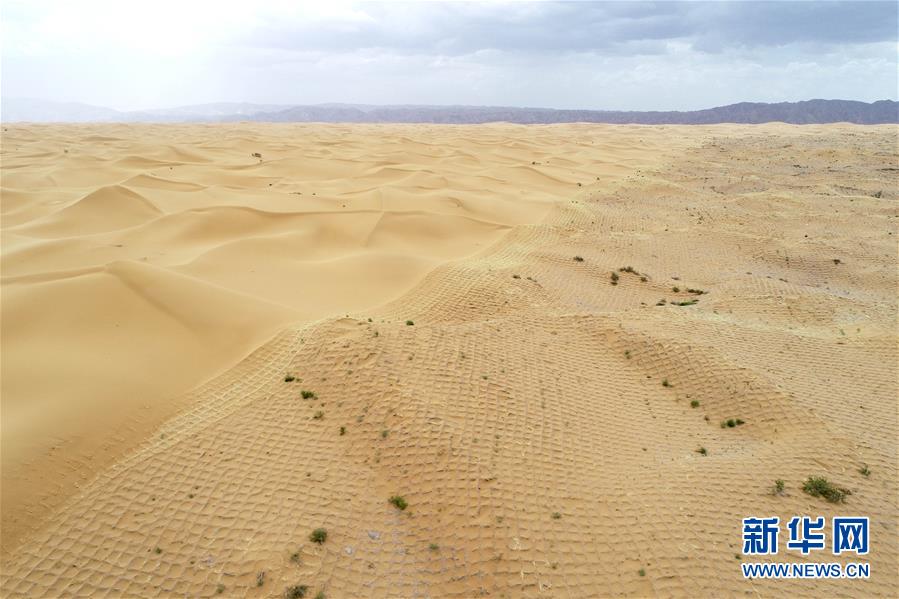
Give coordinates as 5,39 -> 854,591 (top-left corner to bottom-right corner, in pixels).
1,123 -> 896,597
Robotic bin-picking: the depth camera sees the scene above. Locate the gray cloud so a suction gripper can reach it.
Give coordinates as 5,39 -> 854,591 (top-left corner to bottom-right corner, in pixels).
2,1 -> 896,111
240,2 -> 897,55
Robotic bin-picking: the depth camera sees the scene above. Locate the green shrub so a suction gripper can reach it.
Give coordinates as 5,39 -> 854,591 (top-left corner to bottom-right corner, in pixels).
309,528 -> 327,544
285,585 -> 308,599
772,479 -> 785,496
389,495 -> 408,510
802,477 -> 851,503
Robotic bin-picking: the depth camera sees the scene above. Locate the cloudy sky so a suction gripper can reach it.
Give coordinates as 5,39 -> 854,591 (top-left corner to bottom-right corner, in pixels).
2,0 -> 897,111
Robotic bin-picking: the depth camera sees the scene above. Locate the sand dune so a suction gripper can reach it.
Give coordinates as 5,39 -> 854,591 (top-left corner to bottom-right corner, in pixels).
1,123 -> 692,554
1,124 -> 896,597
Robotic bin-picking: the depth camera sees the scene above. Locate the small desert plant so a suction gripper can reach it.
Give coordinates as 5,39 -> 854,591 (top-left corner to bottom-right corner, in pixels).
216,584 -> 225,594
673,299 -> 698,306
620,266 -> 637,274
389,495 -> 408,510
339,426 -> 346,436
285,374 -> 296,382
859,465 -> 870,477
429,543 -> 439,551
640,276 -> 648,282
662,379 -> 671,388
551,512 -> 562,519
672,286 -> 680,293
154,547 -> 162,554
301,390 -> 316,400
687,288 -> 706,295
697,447 -> 707,456
638,568 -> 646,577
257,572 -> 266,587
610,272 -> 619,285
251,152 -> 262,158
313,411 -> 324,420
573,256 -> 584,262
381,429 -> 389,439
802,476 -> 851,503
285,585 -> 308,599
772,479 -> 786,496
624,350 -> 631,359
315,592 -> 325,599
690,400 -> 699,408
290,551 -> 300,563
656,299 -> 666,306
406,320 -> 414,326
309,528 -> 327,544
512,274 -> 520,279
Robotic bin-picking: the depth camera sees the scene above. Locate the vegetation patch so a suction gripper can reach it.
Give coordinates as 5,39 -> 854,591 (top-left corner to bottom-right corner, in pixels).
309,528 -> 328,544
803,477 -> 851,503
285,585 -> 308,599
301,390 -> 316,400
771,479 -> 786,496
389,495 -> 408,510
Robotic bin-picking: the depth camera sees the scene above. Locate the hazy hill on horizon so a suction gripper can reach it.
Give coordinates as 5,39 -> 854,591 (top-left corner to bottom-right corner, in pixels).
2,97 -> 897,125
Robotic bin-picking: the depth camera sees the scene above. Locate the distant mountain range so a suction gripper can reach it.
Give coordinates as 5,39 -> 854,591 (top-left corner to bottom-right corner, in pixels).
3,98 -> 897,125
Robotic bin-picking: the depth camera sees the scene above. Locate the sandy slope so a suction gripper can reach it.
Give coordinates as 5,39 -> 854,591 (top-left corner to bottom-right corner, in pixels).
1,124 -> 896,597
